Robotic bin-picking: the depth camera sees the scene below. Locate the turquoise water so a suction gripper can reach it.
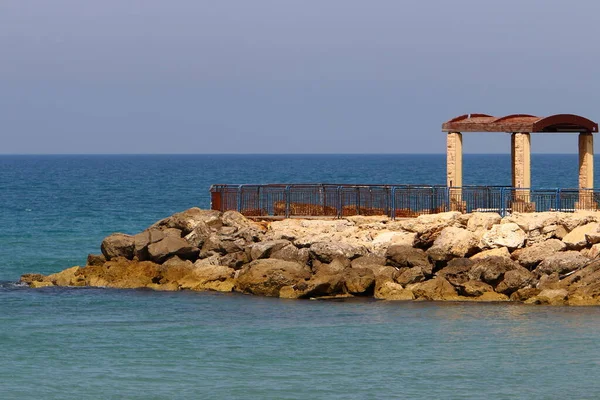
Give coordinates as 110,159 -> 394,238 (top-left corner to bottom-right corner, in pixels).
2,154 -> 600,399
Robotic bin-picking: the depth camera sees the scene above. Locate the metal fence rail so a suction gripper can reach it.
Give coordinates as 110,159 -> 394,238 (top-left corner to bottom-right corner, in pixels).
210,184 -> 600,218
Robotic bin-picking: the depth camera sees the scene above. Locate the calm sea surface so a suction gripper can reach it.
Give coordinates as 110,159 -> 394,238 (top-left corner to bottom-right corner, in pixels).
2,154 -> 600,399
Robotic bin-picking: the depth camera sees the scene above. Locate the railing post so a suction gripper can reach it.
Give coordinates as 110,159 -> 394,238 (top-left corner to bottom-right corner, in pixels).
237,185 -> 243,213
285,185 -> 291,218
391,187 -> 397,220
500,187 -> 506,217
337,186 -> 342,218
555,188 -> 561,212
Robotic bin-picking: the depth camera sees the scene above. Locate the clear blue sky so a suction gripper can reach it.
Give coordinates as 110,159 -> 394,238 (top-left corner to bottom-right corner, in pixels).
1,0 -> 598,154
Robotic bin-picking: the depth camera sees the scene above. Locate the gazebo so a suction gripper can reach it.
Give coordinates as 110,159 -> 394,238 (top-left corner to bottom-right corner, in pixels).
442,114 -> 599,211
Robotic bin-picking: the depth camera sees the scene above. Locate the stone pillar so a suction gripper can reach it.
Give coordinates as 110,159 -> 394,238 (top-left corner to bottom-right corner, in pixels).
577,132 -> 595,210
511,133 -> 534,212
447,132 -> 465,211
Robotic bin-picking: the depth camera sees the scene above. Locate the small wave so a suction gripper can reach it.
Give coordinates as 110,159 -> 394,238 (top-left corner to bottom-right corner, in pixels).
0,281 -> 27,289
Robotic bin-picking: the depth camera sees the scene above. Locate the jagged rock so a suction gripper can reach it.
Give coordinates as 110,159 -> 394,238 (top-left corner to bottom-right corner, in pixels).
468,256 -> 520,285
248,239 -> 291,260
75,258 -> 162,288
409,277 -> 460,301
219,251 -> 250,269
480,223 -> 526,250
344,268 -> 376,295
510,288 -> 541,302
512,239 -> 566,269
394,266 -> 428,286
537,273 -> 560,290
351,255 -> 387,268
435,258 -> 474,286
374,281 -> 415,300
183,221 -> 213,247
386,245 -> 432,274
101,233 -> 135,260
177,263 -> 236,292
459,280 -> 494,297
560,212 -> 598,232
270,244 -> 310,264
312,257 -> 350,276
585,225 -> 600,245
542,224 -> 568,240
200,235 -> 243,257
427,226 -> 480,261
20,273 -> 46,285
309,241 -> 366,263
45,266 -> 83,286
563,222 -> 600,249
222,210 -> 254,232
152,207 -> 222,235
30,281 -> 55,288
86,254 -> 106,266
470,246 -> 511,261
370,231 -> 416,255
533,251 -> 590,277
147,236 -> 199,264
235,259 -> 312,297
502,212 -> 560,232
467,212 -> 501,232
134,228 -> 182,260
526,289 -> 569,305
280,273 -> 346,299
399,212 -> 463,248
495,267 -> 534,295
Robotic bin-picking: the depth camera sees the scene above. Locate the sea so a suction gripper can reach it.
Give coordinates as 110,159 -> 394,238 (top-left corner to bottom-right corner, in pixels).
2,154 -> 600,399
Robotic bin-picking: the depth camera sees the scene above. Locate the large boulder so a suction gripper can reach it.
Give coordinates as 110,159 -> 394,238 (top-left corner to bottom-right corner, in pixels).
248,239 -> 291,260
351,255 -> 387,268
45,266 -> 83,286
560,212 -> 598,232
435,258 -> 474,286
270,244 -> 310,264
512,239 -> 566,269
427,226 -> 480,261
151,207 -> 222,235
562,222 -> 600,250
409,277 -> 460,301
280,273 -> 346,299
470,247 -> 511,260
370,231 -> 416,256
467,212 -> 501,232
480,223 -> 526,250
468,256 -> 520,285
495,267 -> 534,295
502,212 -> 561,233
235,259 -> 312,297
309,241 -> 366,263
385,245 -> 432,274
458,280 -> 494,297
374,281 -> 415,300
177,263 -> 237,292
533,251 -> 590,277
525,289 -> 569,305
133,228 -> 182,260
101,233 -> 135,260
344,268 -> 376,295
147,236 -> 200,264
76,258 -> 162,289
399,212 -> 463,248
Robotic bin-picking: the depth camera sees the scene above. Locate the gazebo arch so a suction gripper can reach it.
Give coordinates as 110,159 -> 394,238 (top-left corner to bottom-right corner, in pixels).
442,113 -> 599,210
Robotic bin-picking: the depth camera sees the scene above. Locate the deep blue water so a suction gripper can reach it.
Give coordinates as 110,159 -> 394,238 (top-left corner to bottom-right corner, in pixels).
2,154 -> 600,399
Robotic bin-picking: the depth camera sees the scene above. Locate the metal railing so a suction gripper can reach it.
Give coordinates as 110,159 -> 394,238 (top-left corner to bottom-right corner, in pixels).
210,184 -> 600,218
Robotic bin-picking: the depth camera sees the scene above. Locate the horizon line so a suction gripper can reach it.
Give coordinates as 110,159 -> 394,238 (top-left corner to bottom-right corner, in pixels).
0,152 -> 586,156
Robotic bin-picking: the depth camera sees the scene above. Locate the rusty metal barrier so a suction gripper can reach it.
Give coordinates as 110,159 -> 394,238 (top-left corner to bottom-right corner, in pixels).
209,184 -> 600,218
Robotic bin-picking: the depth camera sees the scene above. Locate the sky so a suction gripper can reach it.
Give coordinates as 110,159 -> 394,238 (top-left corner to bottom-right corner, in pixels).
1,0 -> 599,154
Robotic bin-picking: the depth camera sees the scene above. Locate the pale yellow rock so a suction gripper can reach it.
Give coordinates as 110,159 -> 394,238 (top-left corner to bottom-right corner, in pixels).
467,212 -> 501,232
30,281 -> 55,288
480,223 -> 526,250
374,281 -> 415,300
46,266 -> 81,286
563,222 -> 599,249
470,247 -> 511,260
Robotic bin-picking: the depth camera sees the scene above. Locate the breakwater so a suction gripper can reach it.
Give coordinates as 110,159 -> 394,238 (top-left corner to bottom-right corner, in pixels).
21,207 -> 600,305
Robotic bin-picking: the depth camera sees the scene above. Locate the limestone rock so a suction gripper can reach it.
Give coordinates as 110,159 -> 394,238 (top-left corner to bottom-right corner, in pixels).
502,212 -> 560,232
152,207 -> 222,235
270,244 -> 310,264
394,266 -> 428,286
20,273 -> 46,285
134,228 -> 182,260
459,280 -> 494,297
86,254 -> 106,266
101,233 -> 135,260
512,239 -> 566,269
409,277 -> 459,301
280,273 -> 346,299
309,241 -> 366,263
77,258 -> 162,289
249,239 -> 291,260
480,223 -> 526,250
534,251 -> 590,276
178,264 -> 237,292
344,268 -> 376,295
510,288 -> 541,302
312,257 -> 350,276
386,245 -> 432,274
435,258 -> 474,286
147,236 -> 200,264
427,226 -> 480,261
31,281 -> 55,288
235,259 -> 312,297
351,255 -> 387,268
562,222 -> 600,249
468,256 -> 520,285
399,211 -> 463,248
45,266 -> 83,286
495,267 -> 534,295
374,281 -> 415,300
183,221 -> 213,248
526,289 -> 569,305
560,212 -> 598,232
470,247 -> 511,261
370,231 -> 416,256
467,212 -> 501,232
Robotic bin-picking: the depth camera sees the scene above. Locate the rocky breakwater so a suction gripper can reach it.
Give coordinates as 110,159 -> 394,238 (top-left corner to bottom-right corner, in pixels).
20,207 -> 600,305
